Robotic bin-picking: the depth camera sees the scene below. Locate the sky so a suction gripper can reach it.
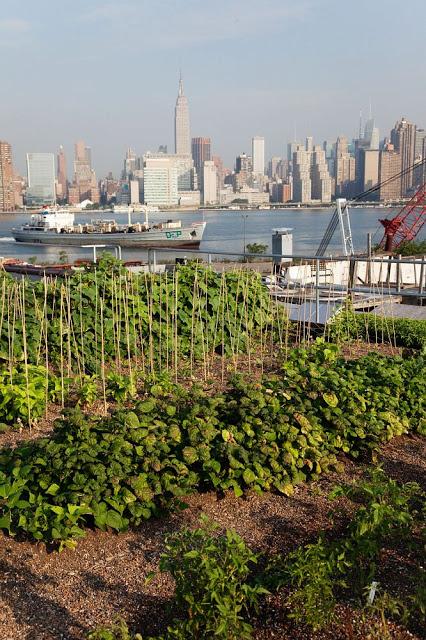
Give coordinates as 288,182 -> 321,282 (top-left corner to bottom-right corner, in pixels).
1,0 -> 425,177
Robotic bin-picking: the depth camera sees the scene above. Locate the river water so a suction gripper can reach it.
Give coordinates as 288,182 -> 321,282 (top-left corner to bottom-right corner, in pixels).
0,206 -> 414,263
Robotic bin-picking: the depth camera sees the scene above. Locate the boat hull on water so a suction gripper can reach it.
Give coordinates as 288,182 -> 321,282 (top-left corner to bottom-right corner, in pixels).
12,221 -> 206,248
11,208 -> 206,248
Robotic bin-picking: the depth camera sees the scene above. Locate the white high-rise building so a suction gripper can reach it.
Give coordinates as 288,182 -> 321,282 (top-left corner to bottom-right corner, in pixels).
26,153 -> 56,205
252,136 -> 265,175
203,161 -> 217,205
174,75 -> 191,156
130,179 -> 140,204
143,157 -> 178,206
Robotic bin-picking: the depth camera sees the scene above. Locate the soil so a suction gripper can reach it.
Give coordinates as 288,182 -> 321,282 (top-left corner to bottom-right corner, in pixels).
0,434 -> 425,640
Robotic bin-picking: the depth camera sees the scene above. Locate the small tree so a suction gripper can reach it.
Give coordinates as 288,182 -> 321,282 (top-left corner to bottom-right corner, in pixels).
245,243 -> 268,262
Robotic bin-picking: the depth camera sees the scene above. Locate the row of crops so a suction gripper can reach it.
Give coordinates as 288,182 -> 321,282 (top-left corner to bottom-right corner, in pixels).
0,339 -> 424,547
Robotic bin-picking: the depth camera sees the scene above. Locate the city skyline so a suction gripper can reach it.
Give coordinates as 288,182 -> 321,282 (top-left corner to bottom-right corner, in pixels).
1,0 -> 426,176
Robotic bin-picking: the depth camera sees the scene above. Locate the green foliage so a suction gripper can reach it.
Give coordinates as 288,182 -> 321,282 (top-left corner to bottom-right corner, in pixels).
0,364 -> 52,426
76,374 -> 99,407
330,468 -> 421,588
155,517 -> 266,639
328,309 -> 426,350
262,469 -> 424,631
0,264 -> 273,375
396,239 -> 426,256
88,519 -> 265,640
363,584 -> 409,639
0,342 -> 424,546
87,618 -> 142,640
106,373 -> 137,404
285,538 -> 337,630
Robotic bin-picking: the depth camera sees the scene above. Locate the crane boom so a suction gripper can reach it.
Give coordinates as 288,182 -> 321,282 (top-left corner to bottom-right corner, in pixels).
379,183 -> 426,251
315,198 -> 354,256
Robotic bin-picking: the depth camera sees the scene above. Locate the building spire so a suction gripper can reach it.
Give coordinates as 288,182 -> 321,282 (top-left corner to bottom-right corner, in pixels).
178,71 -> 184,97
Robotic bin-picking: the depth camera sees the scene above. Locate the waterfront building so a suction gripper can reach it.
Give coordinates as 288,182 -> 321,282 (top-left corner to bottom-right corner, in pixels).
235,153 -> 253,190
191,137 -> 211,185
292,145 -> 311,203
311,146 -> 332,202
378,143 -> 402,201
174,75 -> 191,156
335,136 -> 356,197
238,185 -> 269,205
130,179 -> 140,204
358,149 -> 379,194
252,136 -> 265,175
57,145 -> 67,203
270,182 -> 291,203
202,161 -> 217,205
116,182 -> 130,205
414,128 -> 426,187
26,152 -> 56,206
391,117 -> 416,195
143,157 -> 178,206
13,173 -> 24,209
0,141 -> 15,211
212,155 -> 224,190
178,191 -> 200,207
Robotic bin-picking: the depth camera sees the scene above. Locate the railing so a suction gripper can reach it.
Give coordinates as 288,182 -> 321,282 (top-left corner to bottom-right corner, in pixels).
142,247 -> 426,324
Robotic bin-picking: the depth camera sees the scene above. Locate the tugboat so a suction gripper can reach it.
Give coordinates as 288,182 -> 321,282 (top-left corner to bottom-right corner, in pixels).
12,208 -> 206,248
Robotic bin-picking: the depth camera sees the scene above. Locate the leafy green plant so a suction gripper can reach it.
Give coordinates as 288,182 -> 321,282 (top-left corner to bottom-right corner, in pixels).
76,374 -> 99,406
328,309 -> 426,350
285,537 -> 337,631
0,365 -> 50,426
0,343 -> 424,547
106,373 -> 137,404
330,468 -> 421,588
153,517 -> 267,640
363,583 -> 409,640
87,618 -> 142,640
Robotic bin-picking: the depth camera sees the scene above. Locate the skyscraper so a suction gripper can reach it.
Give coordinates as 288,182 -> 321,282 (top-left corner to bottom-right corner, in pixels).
0,141 -> 14,211
379,143 -> 402,201
335,136 -> 356,197
391,117 -> 416,196
143,156 -> 179,206
174,75 -> 191,155
202,161 -> 218,205
311,146 -> 331,202
414,129 -> 426,187
252,136 -> 265,175
57,146 -> 67,202
292,145 -> 311,203
191,137 -> 211,182
26,153 -> 56,206
363,119 -> 380,151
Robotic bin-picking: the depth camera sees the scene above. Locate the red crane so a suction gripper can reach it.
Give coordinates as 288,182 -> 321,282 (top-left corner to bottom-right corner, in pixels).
379,182 -> 426,251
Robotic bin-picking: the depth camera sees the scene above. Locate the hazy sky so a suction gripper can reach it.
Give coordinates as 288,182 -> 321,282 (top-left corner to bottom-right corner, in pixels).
1,0 -> 425,177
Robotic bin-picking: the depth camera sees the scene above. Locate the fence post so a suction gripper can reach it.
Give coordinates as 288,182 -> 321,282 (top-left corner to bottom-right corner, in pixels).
315,258 -> 320,323
396,255 -> 401,294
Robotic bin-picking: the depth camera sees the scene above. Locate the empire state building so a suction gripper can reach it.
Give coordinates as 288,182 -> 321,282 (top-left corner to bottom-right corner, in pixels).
174,75 -> 191,155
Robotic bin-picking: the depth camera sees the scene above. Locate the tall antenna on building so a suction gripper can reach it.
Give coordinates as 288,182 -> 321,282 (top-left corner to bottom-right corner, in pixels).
358,110 -> 363,140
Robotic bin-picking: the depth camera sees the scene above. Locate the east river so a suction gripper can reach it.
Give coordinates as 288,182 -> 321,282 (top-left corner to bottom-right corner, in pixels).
0,206 -> 419,263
